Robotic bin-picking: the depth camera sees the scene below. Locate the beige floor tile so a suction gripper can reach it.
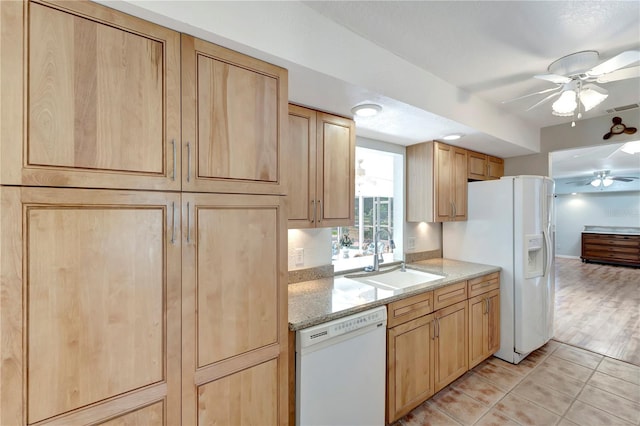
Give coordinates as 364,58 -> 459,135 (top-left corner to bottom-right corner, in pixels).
578,385 -> 640,424
398,401 -> 462,426
538,339 -> 562,355
451,372 -> 505,407
588,371 -> 640,403
520,348 -> 550,367
493,393 -> 560,425
472,361 -> 524,392
512,376 -> 574,415
485,356 -> 535,376
597,357 -> 640,385
473,408 -> 520,426
556,418 -> 580,426
552,344 -> 604,369
564,400 -> 634,426
527,364 -> 586,398
541,356 -> 594,382
431,387 -> 490,425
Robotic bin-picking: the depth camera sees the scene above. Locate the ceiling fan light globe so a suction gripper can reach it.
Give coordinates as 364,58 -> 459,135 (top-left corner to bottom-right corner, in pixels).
578,85 -> 609,112
603,178 -> 614,187
552,90 -> 578,115
590,178 -> 602,187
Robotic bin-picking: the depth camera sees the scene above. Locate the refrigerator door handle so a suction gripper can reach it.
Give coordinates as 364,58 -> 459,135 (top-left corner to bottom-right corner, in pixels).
542,228 -> 552,277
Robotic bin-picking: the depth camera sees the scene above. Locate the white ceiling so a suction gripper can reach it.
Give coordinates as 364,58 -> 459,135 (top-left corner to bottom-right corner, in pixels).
99,0 -> 640,178
304,1 -> 640,129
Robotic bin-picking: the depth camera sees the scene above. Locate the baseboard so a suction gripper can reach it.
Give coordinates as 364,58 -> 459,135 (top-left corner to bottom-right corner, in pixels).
555,255 -> 580,260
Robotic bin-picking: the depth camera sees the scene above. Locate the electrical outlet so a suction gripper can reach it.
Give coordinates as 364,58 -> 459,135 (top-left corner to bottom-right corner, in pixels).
407,237 -> 416,250
295,248 -> 304,266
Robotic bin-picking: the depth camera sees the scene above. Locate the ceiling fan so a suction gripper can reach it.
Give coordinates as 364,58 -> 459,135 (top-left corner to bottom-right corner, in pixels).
505,50 -> 640,118
565,170 -> 639,189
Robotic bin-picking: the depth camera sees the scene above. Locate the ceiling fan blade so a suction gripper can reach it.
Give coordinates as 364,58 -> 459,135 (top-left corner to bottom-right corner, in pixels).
525,91 -> 561,111
502,86 -> 562,104
596,65 -> 640,83
534,74 -> 572,84
611,176 -> 638,182
586,50 -> 640,77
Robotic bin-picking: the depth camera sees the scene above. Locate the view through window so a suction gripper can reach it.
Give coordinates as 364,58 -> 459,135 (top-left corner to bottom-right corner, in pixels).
333,146 -> 403,271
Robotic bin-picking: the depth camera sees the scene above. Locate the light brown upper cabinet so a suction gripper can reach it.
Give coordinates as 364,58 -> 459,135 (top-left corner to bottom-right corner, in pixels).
468,151 -> 504,181
181,35 -> 288,195
286,104 -> 355,228
407,141 -> 467,222
0,1 -> 181,191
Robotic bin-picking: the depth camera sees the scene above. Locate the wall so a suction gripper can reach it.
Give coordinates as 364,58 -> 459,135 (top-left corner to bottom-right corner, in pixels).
505,109 -> 640,177
555,191 -> 640,257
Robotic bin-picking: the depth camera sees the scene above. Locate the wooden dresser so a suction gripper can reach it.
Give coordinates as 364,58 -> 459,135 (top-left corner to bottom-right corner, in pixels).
581,226 -> 640,267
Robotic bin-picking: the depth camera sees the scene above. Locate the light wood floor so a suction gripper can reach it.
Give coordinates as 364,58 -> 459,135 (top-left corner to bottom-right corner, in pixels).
554,257 -> 640,366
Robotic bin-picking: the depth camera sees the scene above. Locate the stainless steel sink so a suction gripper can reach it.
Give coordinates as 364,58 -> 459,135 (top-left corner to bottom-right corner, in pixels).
346,268 -> 445,291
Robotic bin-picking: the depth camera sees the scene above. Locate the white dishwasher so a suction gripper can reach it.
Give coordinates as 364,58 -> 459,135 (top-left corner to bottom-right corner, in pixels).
296,306 -> 387,426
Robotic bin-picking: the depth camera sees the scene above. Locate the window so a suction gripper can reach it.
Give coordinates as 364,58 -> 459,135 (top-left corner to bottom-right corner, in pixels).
333,145 -> 403,272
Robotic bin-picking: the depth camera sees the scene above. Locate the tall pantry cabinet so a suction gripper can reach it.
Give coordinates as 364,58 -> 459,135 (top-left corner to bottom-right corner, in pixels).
0,1 -> 289,425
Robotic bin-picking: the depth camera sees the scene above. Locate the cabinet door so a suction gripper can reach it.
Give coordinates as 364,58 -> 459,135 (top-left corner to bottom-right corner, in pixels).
468,295 -> 488,368
487,290 -> 501,356
434,300 -> 468,392
1,1 -> 181,191
468,289 -> 500,369
434,142 -> 453,221
452,147 -> 468,220
467,151 -> 488,180
286,105 -> 317,228
487,156 -> 504,180
316,112 -> 355,227
0,187 -> 181,425
181,35 -> 288,195
387,314 -> 435,423
181,193 -> 288,425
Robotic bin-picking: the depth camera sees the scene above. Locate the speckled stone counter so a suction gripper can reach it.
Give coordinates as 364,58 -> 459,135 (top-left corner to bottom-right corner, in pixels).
288,258 -> 500,331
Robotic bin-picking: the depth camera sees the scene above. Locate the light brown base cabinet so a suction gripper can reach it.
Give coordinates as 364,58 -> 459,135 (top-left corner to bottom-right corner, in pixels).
386,273 -> 499,424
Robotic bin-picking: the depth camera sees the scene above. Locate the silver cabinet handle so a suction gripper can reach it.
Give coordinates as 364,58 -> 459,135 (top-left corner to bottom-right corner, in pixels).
432,319 -> 436,340
186,142 -> 191,183
318,200 -> 322,223
186,202 -> 191,243
311,200 -> 316,223
450,202 -> 454,218
171,139 -> 176,181
170,201 -> 176,244
453,202 -> 457,218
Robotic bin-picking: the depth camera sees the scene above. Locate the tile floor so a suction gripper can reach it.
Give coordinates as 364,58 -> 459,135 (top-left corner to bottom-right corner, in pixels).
393,340 -> 640,426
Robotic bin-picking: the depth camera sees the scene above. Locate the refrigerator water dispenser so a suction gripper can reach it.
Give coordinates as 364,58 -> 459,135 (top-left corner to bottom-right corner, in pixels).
525,234 -> 544,278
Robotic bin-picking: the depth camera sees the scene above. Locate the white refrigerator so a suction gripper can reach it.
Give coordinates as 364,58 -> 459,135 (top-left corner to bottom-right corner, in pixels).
443,176 -> 555,364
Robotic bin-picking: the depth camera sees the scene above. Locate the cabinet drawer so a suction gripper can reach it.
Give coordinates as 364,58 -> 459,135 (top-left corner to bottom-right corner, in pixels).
468,272 -> 500,298
584,244 -> 639,254
433,281 -> 467,311
387,291 -> 434,328
584,251 -> 640,262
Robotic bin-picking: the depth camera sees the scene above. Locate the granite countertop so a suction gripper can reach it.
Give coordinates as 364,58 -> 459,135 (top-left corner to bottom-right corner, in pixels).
288,258 -> 501,331
582,225 -> 640,236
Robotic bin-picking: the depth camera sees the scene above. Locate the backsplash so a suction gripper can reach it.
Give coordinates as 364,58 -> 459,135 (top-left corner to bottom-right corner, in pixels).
288,264 -> 334,284
405,249 -> 442,263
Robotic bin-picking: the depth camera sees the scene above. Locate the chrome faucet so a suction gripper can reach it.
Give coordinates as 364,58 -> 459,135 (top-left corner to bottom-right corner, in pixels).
365,229 -> 393,272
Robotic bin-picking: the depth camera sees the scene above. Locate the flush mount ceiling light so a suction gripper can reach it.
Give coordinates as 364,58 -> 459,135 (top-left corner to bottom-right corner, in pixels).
351,103 -> 382,117
621,140 -> 640,154
442,133 -> 464,141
